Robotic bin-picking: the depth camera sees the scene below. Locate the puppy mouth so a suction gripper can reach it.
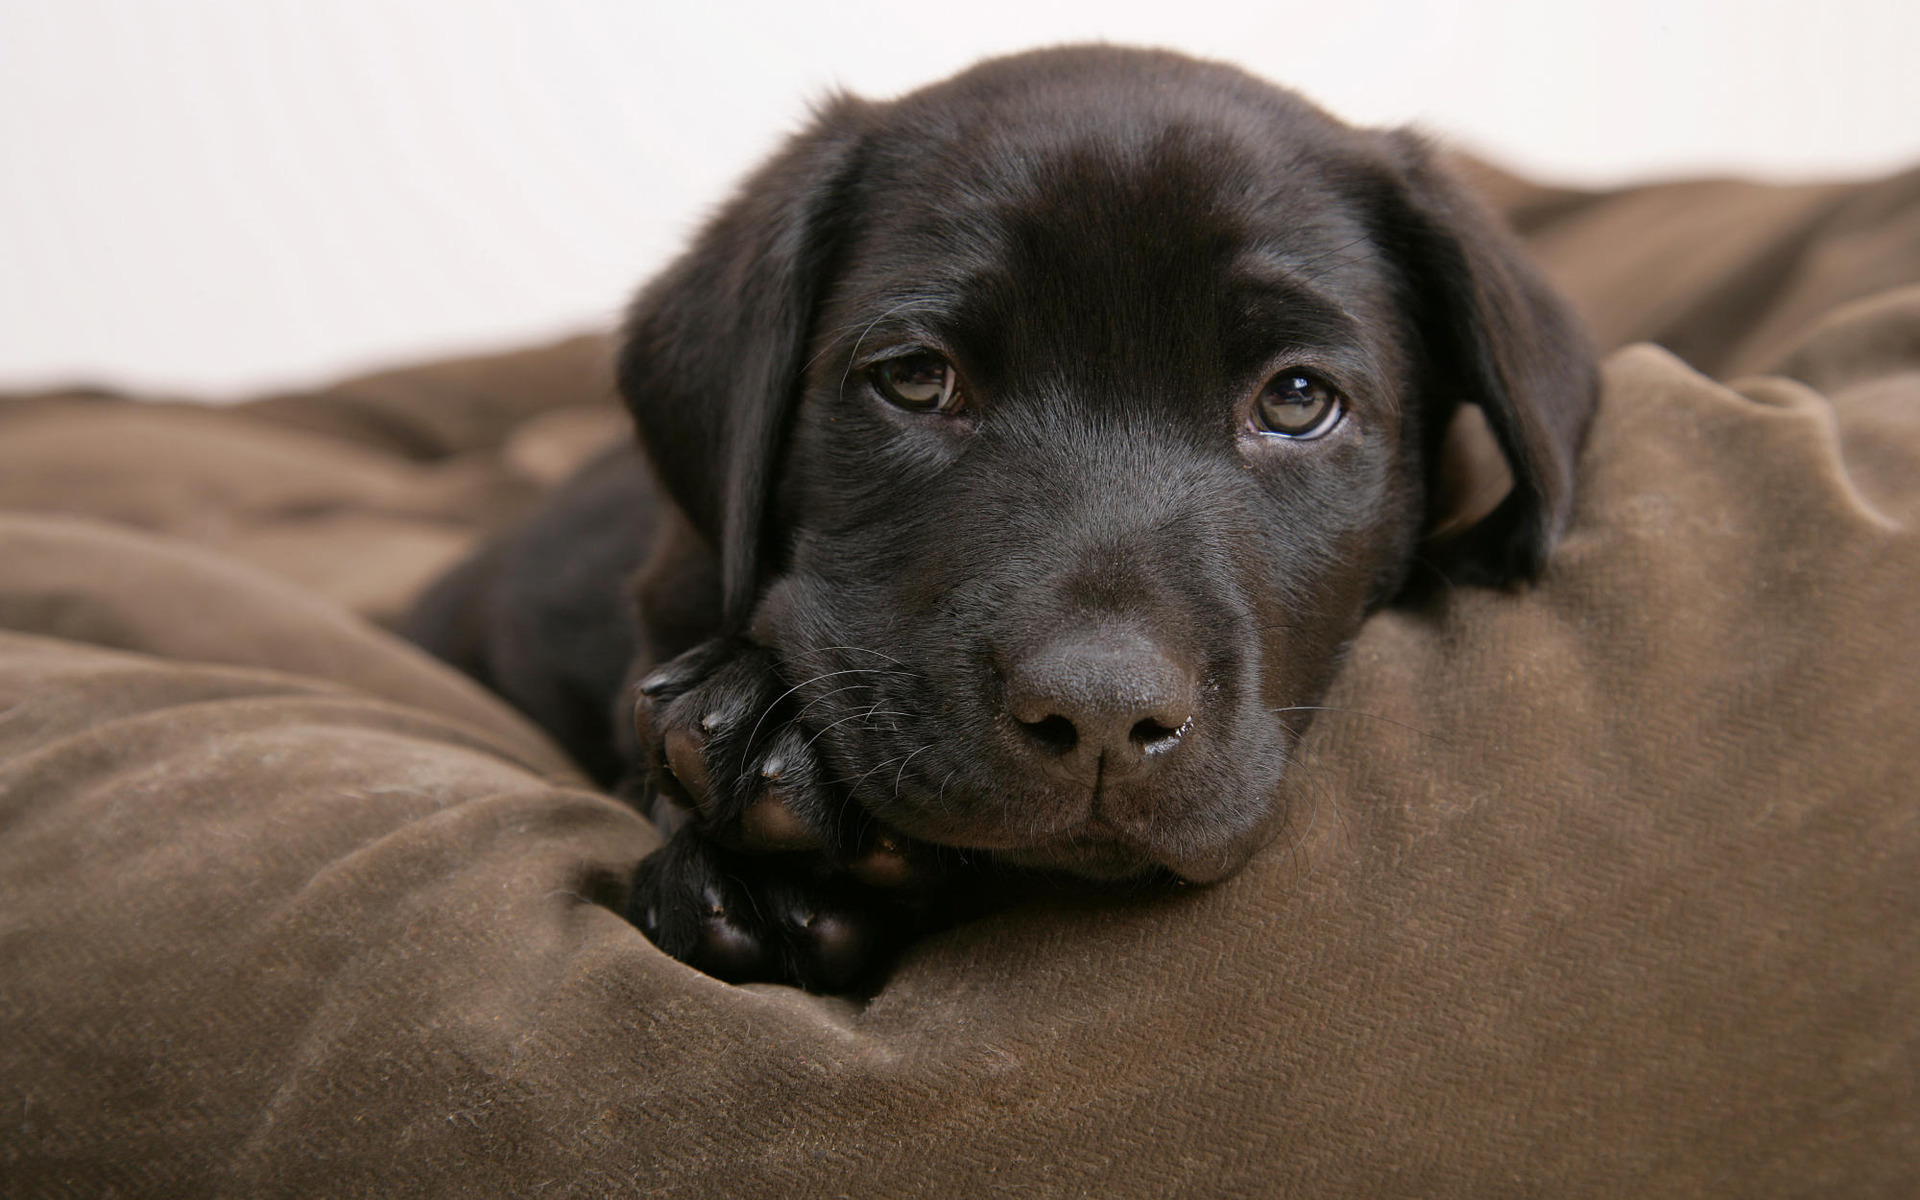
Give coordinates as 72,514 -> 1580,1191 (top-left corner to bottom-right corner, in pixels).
993,825 -> 1255,884
907,806 -> 1252,885
989,822 -> 1162,881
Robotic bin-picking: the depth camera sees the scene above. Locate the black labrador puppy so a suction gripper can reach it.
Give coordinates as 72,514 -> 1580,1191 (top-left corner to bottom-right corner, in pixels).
407,45 -> 1597,991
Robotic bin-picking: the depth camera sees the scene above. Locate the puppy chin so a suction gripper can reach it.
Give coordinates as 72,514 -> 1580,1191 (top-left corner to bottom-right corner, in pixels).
994,839 -> 1161,882
993,830 -> 1257,886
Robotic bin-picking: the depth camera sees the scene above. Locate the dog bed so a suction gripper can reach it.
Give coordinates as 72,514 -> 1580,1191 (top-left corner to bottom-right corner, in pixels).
3,160 -> 1918,1197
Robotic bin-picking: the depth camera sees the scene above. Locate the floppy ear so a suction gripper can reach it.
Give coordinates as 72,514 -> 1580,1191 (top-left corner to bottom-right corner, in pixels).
617,97 -> 871,627
1373,132 -> 1599,585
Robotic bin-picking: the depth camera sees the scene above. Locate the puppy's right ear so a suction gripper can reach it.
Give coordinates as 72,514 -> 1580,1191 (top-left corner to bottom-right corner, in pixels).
618,98 -> 871,628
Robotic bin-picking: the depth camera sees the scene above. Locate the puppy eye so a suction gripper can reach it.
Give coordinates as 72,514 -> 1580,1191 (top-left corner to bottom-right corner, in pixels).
1253,371 -> 1344,439
870,352 -> 963,414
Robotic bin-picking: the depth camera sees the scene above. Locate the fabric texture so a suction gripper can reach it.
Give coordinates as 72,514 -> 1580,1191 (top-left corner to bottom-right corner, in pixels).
2,164 -> 1918,1197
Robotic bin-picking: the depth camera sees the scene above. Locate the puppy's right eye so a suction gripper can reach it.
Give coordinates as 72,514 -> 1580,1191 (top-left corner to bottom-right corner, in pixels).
871,352 -> 963,414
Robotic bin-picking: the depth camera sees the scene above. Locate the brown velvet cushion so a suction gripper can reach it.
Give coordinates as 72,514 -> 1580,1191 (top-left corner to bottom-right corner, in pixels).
2,169 -> 1918,1196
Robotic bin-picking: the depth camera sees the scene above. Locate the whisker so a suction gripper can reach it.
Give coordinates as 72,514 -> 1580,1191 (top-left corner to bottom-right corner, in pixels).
1408,554 -> 1464,607
830,752 -> 915,795
891,743 -> 936,799
836,299 -> 941,396
784,644 -> 912,667
720,867 -> 770,924
1284,234 -> 1376,282
1279,745 -> 1354,861
737,667 -> 915,771
805,299 -> 940,373
802,708 -> 914,752
1296,248 -> 1383,287
1267,705 -> 1444,741
792,679 -> 893,725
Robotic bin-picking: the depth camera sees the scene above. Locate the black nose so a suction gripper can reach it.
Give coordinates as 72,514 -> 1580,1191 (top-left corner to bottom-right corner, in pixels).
1003,631 -> 1196,783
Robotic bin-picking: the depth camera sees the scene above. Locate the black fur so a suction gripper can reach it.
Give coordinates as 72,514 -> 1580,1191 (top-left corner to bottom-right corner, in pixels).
406,46 -> 1597,992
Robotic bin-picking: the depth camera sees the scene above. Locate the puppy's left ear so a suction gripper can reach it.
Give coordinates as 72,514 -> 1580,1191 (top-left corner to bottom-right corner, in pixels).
618,97 -> 872,627
1373,132 -> 1599,584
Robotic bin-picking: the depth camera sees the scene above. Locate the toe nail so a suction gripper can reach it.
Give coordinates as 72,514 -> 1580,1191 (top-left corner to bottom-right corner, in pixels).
802,912 -> 870,987
663,729 -> 713,803
637,668 -> 677,697
850,839 -> 914,889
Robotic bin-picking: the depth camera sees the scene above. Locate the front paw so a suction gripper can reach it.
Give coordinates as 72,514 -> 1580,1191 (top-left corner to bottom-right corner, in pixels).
626,824 -> 918,992
630,638 -> 936,885
624,638 -> 945,988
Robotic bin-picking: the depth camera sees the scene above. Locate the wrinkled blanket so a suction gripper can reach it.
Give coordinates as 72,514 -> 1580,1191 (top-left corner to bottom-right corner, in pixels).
3,160 -> 1918,1197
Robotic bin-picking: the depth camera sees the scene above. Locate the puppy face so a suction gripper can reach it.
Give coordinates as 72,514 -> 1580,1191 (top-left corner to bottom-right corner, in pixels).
621,47 -> 1595,885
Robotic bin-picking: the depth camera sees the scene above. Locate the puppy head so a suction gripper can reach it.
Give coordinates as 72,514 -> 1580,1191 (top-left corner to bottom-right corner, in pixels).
620,46 -> 1596,883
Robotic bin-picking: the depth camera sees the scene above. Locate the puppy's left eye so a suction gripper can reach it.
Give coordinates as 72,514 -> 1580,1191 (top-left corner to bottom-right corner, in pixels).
1253,372 -> 1344,439
871,352 -> 964,414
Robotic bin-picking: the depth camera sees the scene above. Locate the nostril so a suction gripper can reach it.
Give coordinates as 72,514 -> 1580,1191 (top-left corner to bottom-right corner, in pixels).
1020,714 -> 1079,755
1130,716 -> 1187,752
1001,630 -> 1197,771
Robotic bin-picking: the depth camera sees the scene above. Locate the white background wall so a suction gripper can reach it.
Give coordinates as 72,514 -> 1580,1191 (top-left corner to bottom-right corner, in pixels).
4,0 -> 1917,397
